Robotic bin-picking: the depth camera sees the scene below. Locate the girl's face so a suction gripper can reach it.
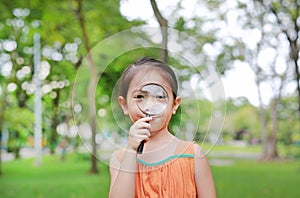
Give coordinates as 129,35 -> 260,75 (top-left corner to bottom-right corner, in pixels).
118,68 -> 181,134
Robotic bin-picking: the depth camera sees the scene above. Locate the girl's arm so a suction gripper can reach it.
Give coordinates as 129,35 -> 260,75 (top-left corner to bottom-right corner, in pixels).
109,149 -> 137,198
194,143 -> 216,198
109,116 -> 152,198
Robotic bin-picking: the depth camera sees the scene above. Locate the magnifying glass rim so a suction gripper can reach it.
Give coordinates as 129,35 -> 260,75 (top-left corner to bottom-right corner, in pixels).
136,83 -> 169,116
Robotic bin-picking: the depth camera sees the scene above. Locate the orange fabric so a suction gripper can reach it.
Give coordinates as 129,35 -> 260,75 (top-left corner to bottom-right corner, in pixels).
135,141 -> 197,198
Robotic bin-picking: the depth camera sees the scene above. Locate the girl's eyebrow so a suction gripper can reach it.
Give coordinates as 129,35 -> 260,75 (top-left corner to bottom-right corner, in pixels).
130,89 -> 146,97
131,88 -> 143,93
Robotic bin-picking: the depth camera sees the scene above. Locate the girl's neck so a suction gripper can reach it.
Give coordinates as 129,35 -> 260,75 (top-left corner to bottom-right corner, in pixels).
139,129 -> 179,160
149,128 -> 174,142
143,128 -> 178,152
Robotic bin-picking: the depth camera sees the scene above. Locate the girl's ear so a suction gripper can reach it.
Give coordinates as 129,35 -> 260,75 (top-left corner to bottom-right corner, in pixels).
172,96 -> 181,114
118,96 -> 129,115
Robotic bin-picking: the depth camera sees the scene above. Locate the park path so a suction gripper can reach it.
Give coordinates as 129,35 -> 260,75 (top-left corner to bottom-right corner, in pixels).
1,146 -> 262,167
207,150 -> 261,166
1,148 -> 49,162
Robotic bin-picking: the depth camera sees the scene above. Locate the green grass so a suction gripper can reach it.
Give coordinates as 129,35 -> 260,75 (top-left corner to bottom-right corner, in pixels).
0,154 -> 110,198
200,143 -> 262,153
0,153 -> 300,198
212,160 -> 300,197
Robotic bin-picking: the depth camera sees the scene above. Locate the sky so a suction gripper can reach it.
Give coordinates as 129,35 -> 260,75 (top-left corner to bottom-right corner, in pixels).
119,0 -> 274,106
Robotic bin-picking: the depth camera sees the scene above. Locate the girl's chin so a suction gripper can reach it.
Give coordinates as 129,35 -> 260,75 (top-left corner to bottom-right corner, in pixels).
149,125 -> 167,135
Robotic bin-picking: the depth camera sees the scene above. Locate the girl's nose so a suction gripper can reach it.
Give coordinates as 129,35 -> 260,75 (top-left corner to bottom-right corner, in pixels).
143,97 -> 156,114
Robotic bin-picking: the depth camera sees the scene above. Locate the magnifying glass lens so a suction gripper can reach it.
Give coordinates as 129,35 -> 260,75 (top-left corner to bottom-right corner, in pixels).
137,84 -> 169,116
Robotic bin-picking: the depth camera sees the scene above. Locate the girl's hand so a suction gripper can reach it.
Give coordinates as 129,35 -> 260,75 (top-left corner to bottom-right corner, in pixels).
127,116 -> 152,151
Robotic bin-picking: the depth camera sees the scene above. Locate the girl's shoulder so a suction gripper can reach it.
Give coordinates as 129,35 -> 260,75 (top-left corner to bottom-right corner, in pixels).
175,140 -> 196,155
174,140 -> 205,159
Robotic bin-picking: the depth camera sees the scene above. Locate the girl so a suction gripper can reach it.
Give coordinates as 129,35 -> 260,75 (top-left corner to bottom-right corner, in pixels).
109,57 -> 216,198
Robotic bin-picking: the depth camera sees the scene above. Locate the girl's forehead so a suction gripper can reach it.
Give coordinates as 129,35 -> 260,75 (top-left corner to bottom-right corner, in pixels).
128,69 -> 171,93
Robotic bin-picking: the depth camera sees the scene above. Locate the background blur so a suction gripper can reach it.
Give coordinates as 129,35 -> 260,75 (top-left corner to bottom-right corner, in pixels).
0,0 -> 299,197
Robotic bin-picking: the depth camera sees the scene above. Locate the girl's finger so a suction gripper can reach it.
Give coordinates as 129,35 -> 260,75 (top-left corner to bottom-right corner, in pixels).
138,116 -> 153,123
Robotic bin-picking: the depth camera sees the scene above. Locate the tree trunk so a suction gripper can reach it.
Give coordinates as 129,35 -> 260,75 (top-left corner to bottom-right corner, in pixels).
74,0 -> 98,174
150,0 -> 168,63
49,90 -> 60,154
262,99 -> 280,160
289,5 -> 300,116
63,59 -> 82,154
291,41 -> 300,116
88,66 -> 98,174
0,83 -> 8,176
263,135 -> 278,160
0,134 -> 2,176
14,146 -> 21,159
255,80 -> 268,158
12,131 -> 21,159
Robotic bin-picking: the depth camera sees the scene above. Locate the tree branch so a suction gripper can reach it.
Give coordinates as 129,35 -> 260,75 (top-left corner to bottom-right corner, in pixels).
150,0 -> 168,62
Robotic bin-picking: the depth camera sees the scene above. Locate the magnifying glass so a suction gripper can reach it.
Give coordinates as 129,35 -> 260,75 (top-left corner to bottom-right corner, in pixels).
135,83 -> 169,154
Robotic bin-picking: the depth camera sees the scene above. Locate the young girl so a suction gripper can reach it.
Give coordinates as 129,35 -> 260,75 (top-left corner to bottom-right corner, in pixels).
109,57 -> 216,198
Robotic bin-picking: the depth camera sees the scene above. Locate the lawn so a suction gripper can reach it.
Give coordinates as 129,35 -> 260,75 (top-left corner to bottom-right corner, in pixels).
0,152 -> 299,198
0,154 -> 110,198
212,160 -> 300,197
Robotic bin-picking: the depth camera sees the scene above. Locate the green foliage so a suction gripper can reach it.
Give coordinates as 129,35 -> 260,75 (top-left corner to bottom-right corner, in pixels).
222,97 -> 260,141
0,0 -> 141,159
3,107 -> 34,133
3,107 -> 34,156
277,95 -> 300,144
174,17 -> 185,31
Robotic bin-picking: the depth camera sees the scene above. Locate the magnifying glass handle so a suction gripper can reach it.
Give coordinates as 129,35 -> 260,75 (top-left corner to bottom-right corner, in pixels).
137,140 -> 145,154
137,114 -> 150,154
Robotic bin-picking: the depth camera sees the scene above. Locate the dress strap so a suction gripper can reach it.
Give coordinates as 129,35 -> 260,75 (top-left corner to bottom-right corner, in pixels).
175,141 -> 195,155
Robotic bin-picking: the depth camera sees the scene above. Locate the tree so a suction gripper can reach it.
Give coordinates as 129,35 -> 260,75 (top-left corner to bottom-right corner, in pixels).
236,0 -> 292,160
255,0 -> 300,116
0,7 -> 36,164
0,0 -> 142,174
0,1 -> 102,174
68,0 -> 141,173
72,0 -> 98,174
195,0 -> 295,160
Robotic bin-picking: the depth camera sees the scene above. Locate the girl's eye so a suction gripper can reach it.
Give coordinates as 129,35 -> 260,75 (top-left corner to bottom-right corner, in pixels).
156,95 -> 166,99
135,94 -> 144,99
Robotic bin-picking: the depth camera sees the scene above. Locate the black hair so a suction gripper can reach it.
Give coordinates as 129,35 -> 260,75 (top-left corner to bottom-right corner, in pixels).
118,57 -> 178,99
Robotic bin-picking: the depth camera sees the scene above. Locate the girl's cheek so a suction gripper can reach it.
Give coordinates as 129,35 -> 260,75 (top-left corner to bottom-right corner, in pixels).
128,110 -> 144,122
129,113 -> 140,122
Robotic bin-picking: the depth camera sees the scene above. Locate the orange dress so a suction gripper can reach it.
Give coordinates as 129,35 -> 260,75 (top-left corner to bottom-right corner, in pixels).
135,141 -> 197,197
